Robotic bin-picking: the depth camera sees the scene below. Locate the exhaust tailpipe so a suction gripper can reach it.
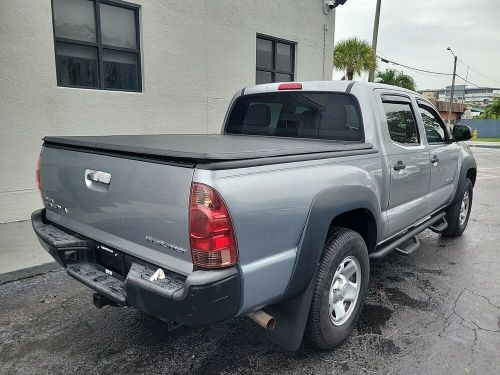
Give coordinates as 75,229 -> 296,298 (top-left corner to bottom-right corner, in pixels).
247,310 -> 276,330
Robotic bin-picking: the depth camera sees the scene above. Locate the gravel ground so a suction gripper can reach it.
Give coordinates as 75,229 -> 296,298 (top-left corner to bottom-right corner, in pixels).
1,147 -> 499,375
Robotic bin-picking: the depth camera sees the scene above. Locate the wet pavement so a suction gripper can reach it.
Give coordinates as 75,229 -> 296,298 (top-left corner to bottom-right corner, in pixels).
1,147 -> 499,375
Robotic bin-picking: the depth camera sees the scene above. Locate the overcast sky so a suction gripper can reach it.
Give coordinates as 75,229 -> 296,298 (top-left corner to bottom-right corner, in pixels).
333,0 -> 500,90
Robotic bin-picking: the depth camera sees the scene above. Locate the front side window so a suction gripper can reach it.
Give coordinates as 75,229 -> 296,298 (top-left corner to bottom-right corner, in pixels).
383,102 -> 420,145
226,92 -> 363,142
52,0 -> 141,91
419,105 -> 448,143
256,36 -> 295,84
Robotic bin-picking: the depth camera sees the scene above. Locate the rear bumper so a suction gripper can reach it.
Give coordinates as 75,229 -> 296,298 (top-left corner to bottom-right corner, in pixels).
31,209 -> 241,327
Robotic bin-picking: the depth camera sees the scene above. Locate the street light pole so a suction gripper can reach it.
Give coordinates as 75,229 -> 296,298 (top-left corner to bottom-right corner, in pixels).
447,47 -> 458,129
368,0 -> 382,82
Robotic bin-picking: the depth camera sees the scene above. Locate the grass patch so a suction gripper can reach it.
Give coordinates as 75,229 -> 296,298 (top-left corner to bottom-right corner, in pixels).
476,138 -> 500,142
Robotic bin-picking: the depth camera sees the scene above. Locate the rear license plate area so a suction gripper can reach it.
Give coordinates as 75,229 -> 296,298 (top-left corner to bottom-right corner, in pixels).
95,245 -> 125,279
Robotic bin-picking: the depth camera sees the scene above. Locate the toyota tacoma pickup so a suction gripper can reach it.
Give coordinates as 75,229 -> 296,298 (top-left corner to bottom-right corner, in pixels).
32,81 -> 476,350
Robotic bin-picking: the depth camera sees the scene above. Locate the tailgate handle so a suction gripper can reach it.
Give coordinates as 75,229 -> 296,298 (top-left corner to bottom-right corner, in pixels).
85,169 -> 111,191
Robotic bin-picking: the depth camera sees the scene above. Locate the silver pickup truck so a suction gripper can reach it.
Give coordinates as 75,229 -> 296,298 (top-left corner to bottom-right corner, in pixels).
32,81 -> 476,350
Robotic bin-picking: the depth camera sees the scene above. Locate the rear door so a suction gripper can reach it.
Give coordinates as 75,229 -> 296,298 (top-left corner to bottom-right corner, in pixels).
417,101 -> 460,208
379,94 -> 431,237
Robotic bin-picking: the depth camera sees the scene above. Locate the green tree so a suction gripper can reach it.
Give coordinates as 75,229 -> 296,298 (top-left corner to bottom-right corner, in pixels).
375,69 -> 417,91
480,98 -> 500,119
333,38 -> 377,80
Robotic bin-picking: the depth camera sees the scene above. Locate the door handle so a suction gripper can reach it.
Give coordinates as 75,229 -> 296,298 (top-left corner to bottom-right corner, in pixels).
85,169 -> 111,192
86,170 -> 111,185
393,161 -> 406,171
431,155 -> 439,164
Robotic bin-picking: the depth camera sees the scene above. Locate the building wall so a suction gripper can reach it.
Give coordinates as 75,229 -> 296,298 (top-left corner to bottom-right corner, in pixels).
0,0 -> 334,223
439,110 -> 461,123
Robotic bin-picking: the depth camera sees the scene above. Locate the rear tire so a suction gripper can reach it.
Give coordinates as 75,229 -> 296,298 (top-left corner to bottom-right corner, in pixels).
442,178 -> 473,237
307,227 -> 369,350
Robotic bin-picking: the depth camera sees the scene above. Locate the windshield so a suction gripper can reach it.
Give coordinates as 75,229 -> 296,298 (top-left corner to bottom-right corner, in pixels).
225,92 -> 364,141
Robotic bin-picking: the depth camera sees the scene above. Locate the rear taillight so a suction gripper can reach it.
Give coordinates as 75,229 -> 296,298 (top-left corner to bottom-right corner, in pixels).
35,154 -> 43,201
189,183 -> 238,268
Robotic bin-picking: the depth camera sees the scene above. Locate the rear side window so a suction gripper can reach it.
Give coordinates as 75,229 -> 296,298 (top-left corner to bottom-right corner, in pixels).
382,102 -> 419,145
225,92 -> 364,141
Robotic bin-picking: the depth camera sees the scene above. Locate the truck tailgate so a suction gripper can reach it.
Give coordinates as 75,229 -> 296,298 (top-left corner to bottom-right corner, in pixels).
40,146 -> 194,276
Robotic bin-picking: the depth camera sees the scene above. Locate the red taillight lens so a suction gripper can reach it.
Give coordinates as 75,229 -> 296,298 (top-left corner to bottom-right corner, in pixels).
36,154 -> 43,201
189,183 -> 238,268
278,82 -> 302,90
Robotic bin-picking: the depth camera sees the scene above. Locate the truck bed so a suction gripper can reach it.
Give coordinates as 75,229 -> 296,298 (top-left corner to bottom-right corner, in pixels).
43,134 -> 374,163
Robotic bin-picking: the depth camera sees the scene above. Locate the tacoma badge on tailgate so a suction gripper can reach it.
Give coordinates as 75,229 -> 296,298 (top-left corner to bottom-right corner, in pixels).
145,236 -> 187,254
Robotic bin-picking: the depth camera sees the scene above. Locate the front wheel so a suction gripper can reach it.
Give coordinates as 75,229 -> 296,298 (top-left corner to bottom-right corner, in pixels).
442,178 -> 473,237
307,227 -> 369,350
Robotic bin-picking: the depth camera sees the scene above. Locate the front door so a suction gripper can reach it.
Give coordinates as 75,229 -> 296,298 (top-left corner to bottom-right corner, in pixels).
380,94 -> 431,237
417,102 -> 460,209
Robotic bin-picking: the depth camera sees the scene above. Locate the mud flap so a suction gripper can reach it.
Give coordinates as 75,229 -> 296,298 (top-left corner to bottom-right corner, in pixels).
262,272 -> 316,351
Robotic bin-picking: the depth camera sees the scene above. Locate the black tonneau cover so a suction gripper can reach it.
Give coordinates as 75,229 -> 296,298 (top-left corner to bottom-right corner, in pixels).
43,134 -> 374,162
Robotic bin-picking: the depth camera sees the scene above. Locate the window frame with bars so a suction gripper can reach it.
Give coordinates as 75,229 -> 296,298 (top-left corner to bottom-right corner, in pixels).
256,34 -> 295,85
51,0 -> 142,92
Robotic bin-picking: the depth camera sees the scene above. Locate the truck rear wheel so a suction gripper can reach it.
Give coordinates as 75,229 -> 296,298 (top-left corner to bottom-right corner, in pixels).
307,227 -> 369,350
442,178 -> 473,237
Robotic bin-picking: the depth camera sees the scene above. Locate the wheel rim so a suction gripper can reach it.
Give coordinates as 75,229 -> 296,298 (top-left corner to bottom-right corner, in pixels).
328,256 -> 361,326
459,190 -> 470,226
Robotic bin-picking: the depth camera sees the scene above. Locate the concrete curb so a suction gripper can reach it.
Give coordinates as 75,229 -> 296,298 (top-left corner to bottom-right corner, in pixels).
467,143 -> 500,149
0,262 -> 61,285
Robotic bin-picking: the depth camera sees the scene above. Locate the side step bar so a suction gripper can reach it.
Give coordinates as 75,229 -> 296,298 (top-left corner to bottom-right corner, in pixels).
369,211 -> 446,260
429,217 -> 448,233
395,236 -> 420,255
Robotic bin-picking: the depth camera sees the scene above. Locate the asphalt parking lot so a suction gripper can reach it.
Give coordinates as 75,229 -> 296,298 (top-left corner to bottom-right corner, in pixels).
1,147 -> 499,375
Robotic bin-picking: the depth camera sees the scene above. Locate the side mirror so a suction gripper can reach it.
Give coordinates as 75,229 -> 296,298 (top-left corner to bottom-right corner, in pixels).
453,124 -> 472,142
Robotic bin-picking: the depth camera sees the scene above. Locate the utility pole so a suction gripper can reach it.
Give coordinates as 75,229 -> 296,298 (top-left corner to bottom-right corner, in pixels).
368,0 -> 382,82
447,47 -> 458,129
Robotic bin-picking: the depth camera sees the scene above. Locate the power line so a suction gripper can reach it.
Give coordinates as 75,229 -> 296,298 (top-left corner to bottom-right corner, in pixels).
456,57 -> 500,86
455,74 -> 482,89
376,54 -> 452,76
377,53 -> 485,88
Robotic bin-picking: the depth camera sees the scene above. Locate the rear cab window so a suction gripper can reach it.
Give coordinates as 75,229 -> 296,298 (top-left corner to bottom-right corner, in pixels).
225,92 -> 364,142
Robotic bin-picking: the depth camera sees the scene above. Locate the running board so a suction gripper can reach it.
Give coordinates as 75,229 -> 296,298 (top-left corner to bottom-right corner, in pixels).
429,217 -> 448,233
395,236 -> 420,255
369,211 -> 446,260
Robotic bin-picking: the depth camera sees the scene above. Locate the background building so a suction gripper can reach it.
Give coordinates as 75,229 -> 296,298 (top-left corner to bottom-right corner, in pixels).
0,0 -> 335,223
421,85 -> 500,106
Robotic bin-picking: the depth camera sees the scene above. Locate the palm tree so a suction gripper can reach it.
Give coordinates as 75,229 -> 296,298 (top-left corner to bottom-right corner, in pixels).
376,69 -> 416,91
333,38 -> 377,80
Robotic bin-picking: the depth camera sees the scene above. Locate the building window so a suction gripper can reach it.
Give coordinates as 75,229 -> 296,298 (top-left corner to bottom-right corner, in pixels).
256,35 -> 295,84
52,0 -> 141,92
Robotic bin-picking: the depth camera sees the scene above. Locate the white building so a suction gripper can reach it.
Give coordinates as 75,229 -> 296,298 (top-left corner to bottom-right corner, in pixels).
422,85 -> 500,106
0,0 -> 335,223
